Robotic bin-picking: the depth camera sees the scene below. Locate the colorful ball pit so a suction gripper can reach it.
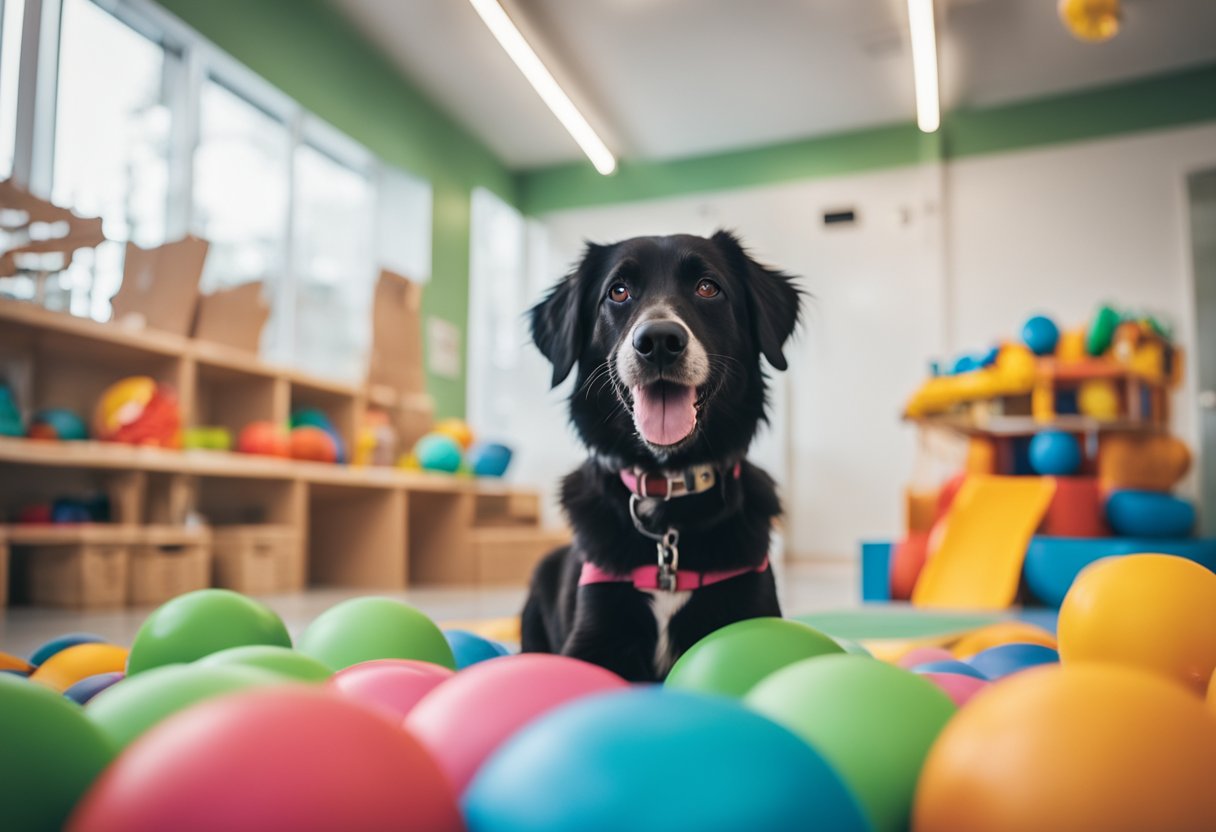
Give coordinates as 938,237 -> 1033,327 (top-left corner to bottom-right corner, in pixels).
746,654 -> 956,832
298,597 -> 456,671
1058,553 -> 1216,694
465,687 -> 869,832
665,616 -> 844,698
67,687 -> 463,832
913,665 -> 1216,832
328,658 -> 455,721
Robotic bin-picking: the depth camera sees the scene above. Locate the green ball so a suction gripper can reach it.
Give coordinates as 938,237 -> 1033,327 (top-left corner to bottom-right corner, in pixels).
126,589 -> 292,675
197,645 -> 333,683
86,663 -> 281,749
0,674 -> 116,830
745,654 -> 956,832
665,617 -> 844,698
834,637 -> 873,657
298,597 -> 456,671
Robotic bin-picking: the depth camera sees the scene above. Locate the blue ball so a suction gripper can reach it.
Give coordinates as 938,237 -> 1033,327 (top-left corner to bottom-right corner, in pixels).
1028,431 -> 1082,476
415,433 -> 464,473
444,630 -> 505,669
29,633 -> 106,668
1021,315 -> 1060,356
951,354 -> 981,375
468,442 -> 513,478
1106,490 -> 1196,538
63,671 -> 125,705
464,688 -> 868,832
965,643 -> 1059,681
911,660 -> 988,680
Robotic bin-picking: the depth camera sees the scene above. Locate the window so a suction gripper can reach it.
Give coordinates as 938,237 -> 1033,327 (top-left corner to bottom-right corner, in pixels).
289,140 -> 375,380
193,77 -> 290,292
0,0 -> 24,178
52,0 -> 174,318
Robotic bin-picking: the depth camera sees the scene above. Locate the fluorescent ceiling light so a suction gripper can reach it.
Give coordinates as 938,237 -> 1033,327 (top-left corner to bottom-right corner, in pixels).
907,0 -> 941,133
467,0 -> 617,175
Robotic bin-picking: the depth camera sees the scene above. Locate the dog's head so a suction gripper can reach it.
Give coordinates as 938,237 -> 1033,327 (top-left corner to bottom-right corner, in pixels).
531,230 -> 801,466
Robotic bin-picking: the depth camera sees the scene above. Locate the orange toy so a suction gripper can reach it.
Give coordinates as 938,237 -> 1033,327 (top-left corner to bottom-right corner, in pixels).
289,426 -> 339,463
93,376 -> 180,448
237,421 -> 291,457
914,665 -> 1216,832
1098,433 -> 1191,492
30,643 -> 129,693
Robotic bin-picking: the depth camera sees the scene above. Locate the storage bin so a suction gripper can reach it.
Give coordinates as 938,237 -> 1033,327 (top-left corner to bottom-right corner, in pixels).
128,528 -> 210,606
211,525 -> 302,595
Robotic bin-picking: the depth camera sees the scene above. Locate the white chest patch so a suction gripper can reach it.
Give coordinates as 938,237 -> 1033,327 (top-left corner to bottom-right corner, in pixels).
645,589 -> 693,676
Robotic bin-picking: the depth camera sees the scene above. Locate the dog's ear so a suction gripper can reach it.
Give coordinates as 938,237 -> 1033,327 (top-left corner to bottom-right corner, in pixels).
530,242 -> 606,387
711,230 -> 801,371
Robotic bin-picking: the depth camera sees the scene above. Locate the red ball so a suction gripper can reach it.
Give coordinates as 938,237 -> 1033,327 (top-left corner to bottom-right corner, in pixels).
329,659 -> 455,721
289,427 -> 338,463
66,687 -> 462,832
405,653 -> 627,793
236,422 -> 290,458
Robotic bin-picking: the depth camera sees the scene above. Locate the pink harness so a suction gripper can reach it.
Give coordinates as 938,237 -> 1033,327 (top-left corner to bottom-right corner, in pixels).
579,556 -> 770,592
578,462 -> 768,592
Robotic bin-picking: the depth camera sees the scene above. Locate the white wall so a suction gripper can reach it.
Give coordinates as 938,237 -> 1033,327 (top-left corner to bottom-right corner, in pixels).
483,121 -> 1216,560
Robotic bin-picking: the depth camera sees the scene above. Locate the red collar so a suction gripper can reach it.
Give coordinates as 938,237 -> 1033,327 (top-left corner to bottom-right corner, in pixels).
579,557 -> 769,592
619,462 -> 742,499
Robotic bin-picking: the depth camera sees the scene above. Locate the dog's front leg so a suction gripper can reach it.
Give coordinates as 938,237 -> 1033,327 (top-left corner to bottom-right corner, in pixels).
561,584 -> 659,683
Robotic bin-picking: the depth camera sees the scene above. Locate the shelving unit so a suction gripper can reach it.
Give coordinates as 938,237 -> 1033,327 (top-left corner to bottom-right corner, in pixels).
0,300 -> 566,608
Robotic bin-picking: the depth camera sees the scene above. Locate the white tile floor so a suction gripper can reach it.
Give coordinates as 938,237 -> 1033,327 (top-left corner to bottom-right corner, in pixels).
0,559 -> 858,657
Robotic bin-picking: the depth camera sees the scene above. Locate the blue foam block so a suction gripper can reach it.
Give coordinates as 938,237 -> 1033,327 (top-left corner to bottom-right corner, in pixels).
1023,536 -> 1216,607
1106,490 -> 1196,538
860,541 -> 892,602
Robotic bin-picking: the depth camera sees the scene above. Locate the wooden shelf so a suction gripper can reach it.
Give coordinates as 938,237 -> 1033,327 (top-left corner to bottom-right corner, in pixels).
906,414 -> 1166,437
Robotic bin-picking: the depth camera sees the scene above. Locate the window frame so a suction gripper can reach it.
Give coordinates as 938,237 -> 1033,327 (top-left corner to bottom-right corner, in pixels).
5,0 -> 433,382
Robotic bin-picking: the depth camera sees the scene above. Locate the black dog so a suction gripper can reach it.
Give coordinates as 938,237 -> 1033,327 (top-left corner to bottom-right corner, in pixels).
520,230 -> 801,682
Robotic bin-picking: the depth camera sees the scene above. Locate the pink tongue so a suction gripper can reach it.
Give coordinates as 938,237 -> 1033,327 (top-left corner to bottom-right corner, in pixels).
632,383 -> 697,446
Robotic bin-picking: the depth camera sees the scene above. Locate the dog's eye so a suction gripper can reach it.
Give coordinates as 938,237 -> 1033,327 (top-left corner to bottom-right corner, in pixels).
608,283 -> 630,303
696,279 -> 721,299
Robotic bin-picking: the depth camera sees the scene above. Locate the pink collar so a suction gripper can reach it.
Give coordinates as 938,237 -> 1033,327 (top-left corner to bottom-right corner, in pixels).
579,557 -> 769,592
620,462 -> 741,499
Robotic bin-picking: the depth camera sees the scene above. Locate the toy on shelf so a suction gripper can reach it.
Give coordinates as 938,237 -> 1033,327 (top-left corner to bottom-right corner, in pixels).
0,384 -> 24,437
402,422 -> 514,478
877,304 -> 1213,611
236,421 -> 290,458
28,408 -> 88,441
182,426 -> 232,452
92,376 -> 181,448
291,409 -> 345,464
353,409 -> 398,468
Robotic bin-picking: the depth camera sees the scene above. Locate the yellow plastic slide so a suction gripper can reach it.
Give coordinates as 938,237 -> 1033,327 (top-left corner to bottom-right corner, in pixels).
912,475 -> 1057,610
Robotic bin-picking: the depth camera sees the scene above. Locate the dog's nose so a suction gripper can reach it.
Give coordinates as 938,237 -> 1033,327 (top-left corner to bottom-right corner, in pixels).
632,320 -> 688,365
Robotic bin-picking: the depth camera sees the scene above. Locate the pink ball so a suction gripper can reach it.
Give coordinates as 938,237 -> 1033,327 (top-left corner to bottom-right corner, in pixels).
67,687 -> 462,832
328,659 -> 455,720
405,654 -> 627,793
896,647 -> 955,669
921,671 -> 990,707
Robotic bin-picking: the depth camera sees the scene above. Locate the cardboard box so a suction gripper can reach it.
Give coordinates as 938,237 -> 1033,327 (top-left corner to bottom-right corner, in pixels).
111,236 -> 209,336
211,525 -> 302,595
24,542 -> 130,610
128,528 -> 211,606
192,282 -> 270,353
368,270 -> 425,396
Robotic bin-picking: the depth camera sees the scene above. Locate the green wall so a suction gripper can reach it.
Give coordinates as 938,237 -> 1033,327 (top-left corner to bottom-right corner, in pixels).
517,63 -> 1216,215
155,0 -> 516,419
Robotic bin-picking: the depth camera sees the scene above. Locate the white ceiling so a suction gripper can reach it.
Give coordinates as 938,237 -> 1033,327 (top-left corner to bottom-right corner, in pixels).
331,0 -> 1216,170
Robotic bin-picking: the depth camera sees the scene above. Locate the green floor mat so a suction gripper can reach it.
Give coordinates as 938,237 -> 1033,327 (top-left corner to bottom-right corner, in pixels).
792,605 -> 1008,641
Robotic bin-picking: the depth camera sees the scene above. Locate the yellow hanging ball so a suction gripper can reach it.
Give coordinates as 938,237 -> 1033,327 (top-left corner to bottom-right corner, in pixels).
913,665 -> 1216,832
1058,0 -> 1120,43
1077,379 -> 1119,421
1058,554 -> 1216,695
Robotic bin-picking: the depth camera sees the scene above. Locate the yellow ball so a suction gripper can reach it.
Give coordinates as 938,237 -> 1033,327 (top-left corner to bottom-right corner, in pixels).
1058,554 -> 1216,694
1058,0 -> 1120,43
1078,379 -> 1119,420
914,665 -> 1216,832
432,418 -> 475,450
29,643 -> 128,693
951,621 -> 1057,659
